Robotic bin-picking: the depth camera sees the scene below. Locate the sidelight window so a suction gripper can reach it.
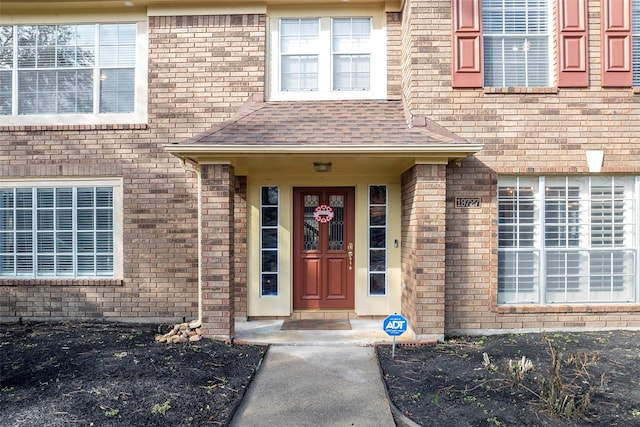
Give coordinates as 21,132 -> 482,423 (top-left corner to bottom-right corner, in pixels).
260,186 -> 279,296
369,185 -> 387,295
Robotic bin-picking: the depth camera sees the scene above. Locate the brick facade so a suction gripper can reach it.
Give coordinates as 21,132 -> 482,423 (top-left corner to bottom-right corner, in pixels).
0,14 -> 264,324
402,0 -> 640,333
3,1 -> 640,338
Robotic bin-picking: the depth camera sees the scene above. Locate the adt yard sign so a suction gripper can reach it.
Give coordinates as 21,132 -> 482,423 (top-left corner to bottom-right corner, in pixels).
383,314 -> 407,337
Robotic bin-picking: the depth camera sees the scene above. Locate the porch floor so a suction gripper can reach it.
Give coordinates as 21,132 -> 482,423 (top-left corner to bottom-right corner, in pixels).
233,318 -> 416,346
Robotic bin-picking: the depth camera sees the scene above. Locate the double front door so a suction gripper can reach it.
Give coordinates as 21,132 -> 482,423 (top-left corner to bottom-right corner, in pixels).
293,187 -> 355,309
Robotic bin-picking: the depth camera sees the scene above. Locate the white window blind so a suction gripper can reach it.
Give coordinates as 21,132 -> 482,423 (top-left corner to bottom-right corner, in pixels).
497,180 -> 539,303
498,177 -> 638,305
0,23 -> 135,116
0,186 -> 114,278
482,0 -> 551,87
633,0 -> 640,86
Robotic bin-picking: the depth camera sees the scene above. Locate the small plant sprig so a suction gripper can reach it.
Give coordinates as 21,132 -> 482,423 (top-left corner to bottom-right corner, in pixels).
151,400 -> 171,416
504,355 -> 535,387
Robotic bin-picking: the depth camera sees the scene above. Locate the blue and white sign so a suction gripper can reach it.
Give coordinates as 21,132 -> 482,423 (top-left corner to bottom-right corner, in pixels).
383,314 -> 408,337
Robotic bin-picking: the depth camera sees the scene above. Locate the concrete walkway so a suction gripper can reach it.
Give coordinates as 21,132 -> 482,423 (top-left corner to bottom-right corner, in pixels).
230,345 -> 396,427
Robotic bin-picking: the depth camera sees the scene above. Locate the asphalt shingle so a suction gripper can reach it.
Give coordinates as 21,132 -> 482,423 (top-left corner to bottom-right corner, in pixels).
179,95 -> 469,147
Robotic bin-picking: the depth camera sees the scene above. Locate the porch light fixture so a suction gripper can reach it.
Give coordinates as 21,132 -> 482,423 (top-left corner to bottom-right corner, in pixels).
586,150 -> 604,173
313,162 -> 332,172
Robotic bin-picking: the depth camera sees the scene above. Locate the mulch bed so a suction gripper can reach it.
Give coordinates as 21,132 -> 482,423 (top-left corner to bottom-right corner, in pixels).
377,331 -> 640,427
3,322 -> 640,427
0,321 -> 266,427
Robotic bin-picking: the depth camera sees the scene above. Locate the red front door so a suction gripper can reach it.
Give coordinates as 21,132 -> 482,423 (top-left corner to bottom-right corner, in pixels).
293,187 -> 355,309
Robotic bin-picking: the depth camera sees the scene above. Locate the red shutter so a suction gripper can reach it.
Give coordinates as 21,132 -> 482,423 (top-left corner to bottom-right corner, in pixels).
557,0 -> 589,87
452,0 -> 483,88
601,0 -> 632,87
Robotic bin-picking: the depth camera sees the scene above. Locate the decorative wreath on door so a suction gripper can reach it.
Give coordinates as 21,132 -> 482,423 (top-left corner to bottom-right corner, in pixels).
313,205 -> 334,223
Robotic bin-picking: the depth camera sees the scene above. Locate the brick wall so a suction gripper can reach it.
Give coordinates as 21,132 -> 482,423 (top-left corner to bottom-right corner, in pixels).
386,12 -> 403,100
234,176 -> 248,320
148,14 -> 265,139
199,164 -> 236,337
401,167 -> 418,332
401,164 -> 447,340
403,0 -> 640,333
0,14 -> 265,323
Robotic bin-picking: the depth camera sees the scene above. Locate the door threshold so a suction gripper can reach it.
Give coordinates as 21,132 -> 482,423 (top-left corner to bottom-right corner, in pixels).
291,311 -> 367,321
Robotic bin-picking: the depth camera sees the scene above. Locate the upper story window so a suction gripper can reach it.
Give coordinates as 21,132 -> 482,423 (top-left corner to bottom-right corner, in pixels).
0,22 -> 147,126
482,0 -> 552,87
633,0 -> 640,86
268,9 -> 386,101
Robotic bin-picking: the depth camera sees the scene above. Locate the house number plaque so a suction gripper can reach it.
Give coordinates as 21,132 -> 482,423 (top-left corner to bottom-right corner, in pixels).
455,197 -> 481,208
313,205 -> 335,223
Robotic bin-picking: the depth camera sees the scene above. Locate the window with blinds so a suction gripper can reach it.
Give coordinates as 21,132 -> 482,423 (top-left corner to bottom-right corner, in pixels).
0,185 -> 115,278
498,176 -> 638,305
482,0 -> 551,87
0,23 -> 136,117
633,0 -> 640,86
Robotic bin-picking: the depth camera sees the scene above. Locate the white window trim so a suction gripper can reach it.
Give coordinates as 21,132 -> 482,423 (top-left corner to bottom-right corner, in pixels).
0,178 -> 124,279
267,8 -> 387,101
0,21 -> 148,126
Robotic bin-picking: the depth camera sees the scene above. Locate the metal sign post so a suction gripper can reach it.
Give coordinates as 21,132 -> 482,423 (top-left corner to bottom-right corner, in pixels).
383,313 -> 408,358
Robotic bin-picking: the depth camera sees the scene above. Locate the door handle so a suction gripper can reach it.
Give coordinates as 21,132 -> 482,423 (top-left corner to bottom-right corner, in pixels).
347,243 -> 354,270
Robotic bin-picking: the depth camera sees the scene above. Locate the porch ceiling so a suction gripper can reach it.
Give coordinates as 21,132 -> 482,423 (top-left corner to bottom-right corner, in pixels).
164,145 -> 482,176
164,95 -> 483,175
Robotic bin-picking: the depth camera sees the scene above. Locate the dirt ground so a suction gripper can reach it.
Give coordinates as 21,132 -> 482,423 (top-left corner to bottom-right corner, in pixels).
0,321 -> 266,427
3,322 -> 640,427
377,331 -> 640,427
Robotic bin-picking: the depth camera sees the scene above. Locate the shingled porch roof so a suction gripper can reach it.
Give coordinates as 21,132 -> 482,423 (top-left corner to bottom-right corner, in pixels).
165,95 -> 482,174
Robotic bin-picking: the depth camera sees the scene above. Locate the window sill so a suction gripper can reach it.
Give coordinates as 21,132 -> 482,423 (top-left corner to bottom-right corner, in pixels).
497,304 -> 640,314
267,90 -> 388,102
1,123 -> 148,132
0,279 -> 124,287
484,87 -> 559,95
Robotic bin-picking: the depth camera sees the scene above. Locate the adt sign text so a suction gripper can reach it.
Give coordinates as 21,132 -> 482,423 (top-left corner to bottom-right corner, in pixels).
383,314 -> 408,337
